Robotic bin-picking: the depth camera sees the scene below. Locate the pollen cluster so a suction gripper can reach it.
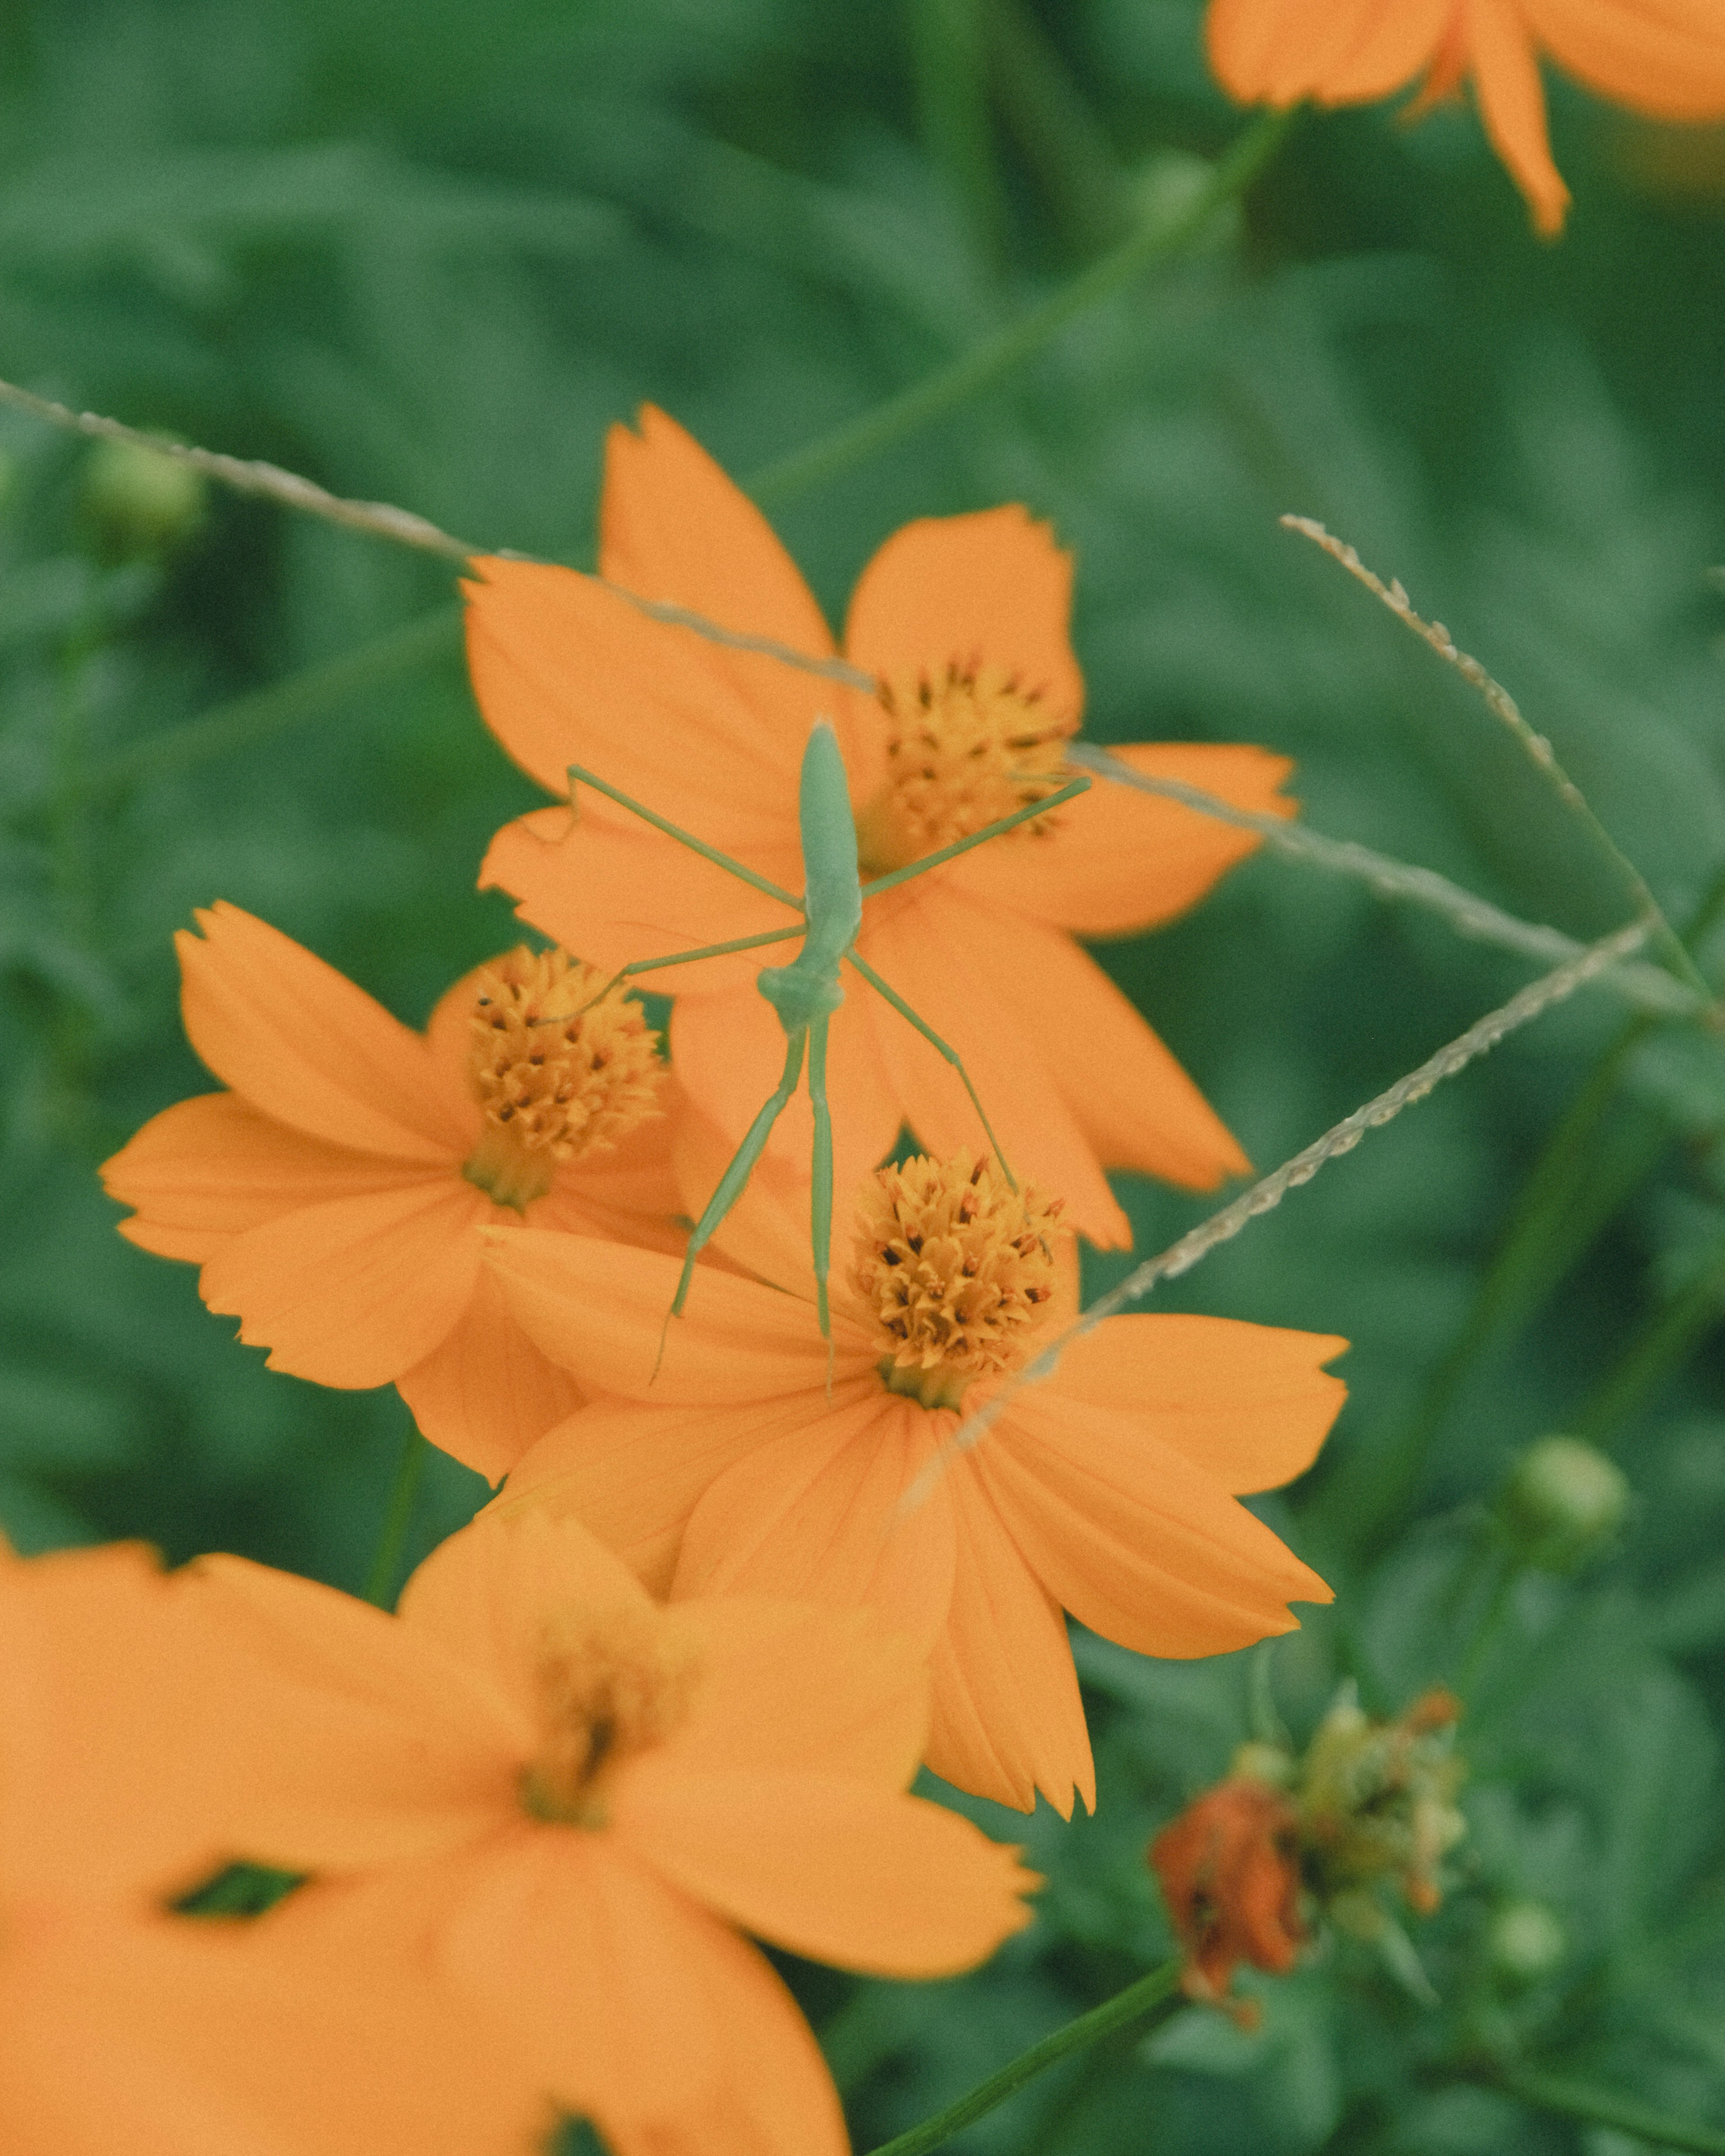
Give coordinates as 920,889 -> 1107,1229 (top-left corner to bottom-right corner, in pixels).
522,1601 -> 705,1828
851,1152 -> 1063,1410
856,660 -> 1077,874
462,945 -> 663,1212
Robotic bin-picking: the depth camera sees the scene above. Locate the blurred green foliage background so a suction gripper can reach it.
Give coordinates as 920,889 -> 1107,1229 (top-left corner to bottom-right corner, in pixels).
2,2 -> 1724,2150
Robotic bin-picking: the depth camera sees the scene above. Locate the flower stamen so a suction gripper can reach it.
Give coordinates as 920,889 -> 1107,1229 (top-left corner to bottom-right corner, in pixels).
851,1152 -> 1063,1410
521,1601 -> 703,1829
462,945 -> 663,1212
855,660 -> 1077,874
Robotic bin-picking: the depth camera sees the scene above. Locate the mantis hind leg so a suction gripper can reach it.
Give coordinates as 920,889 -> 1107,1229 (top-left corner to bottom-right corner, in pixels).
661,1031 -> 809,1367
808,1012 -> 834,1350
845,951 -> 1018,1192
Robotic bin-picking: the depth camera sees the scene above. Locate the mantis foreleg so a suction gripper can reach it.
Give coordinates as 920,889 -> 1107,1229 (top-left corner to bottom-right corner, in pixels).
845,952 -> 1018,1191
568,762 -> 801,909
858,773 -> 1092,899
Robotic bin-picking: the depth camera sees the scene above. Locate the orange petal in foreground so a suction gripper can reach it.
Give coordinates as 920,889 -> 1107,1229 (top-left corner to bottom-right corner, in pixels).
181,1511 -> 1035,2156
0,1539 -> 534,2156
1206,0 -> 1725,236
473,405 -> 1296,1250
485,1151 -> 1347,1816
101,906 -> 684,1481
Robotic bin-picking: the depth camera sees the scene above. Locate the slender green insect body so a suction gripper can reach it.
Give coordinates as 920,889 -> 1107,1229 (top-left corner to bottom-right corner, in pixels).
566,720 -> 1090,1350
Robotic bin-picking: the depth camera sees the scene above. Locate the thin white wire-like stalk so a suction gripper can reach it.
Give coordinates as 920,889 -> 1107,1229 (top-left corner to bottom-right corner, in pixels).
1283,515 -> 1709,1003
4,375 -> 1699,1014
1068,744 -> 1700,1020
0,375 -> 878,694
914,916 -> 1654,1500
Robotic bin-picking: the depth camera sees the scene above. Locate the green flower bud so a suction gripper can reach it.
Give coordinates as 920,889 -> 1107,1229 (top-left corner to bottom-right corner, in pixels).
1486,1900 -> 1566,1984
1499,1436 -> 1628,1573
1229,1740 -> 1297,1789
81,437 -> 206,559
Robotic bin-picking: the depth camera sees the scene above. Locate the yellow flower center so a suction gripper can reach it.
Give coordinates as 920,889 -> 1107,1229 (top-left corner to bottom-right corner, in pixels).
521,1602 -> 703,1829
461,946 -> 663,1212
854,661 -> 1077,875
850,1152 -> 1063,1410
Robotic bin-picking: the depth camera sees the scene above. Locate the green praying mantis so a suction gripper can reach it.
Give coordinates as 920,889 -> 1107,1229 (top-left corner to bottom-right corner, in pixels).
566,721 -> 1091,1343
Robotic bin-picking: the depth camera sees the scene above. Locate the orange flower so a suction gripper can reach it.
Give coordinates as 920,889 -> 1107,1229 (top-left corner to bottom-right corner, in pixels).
0,1540 -> 531,2154
1207,0 -> 1725,235
480,1150 -> 1346,1816
1149,1777 -> 1305,2003
101,904 -> 684,1480
470,406 -> 1296,1253
188,1510 -> 1036,2156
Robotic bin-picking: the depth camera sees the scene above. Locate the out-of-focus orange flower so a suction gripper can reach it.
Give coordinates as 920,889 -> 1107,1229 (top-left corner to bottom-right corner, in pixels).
1207,0 -> 1725,236
481,1150 -> 1345,1817
102,905 -> 683,1480
1149,1778 -> 1305,2003
0,1540 -> 532,2155
190,1510 -> 1036,2156
470,406 -> 1296,1253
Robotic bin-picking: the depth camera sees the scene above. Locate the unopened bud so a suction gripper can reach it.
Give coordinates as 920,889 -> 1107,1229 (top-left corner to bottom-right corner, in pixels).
1229,1740 -> 1296,1789
81,437 -> 206,559
1499,1436 -> 1628,1573
1486,1900 -> 1566,1983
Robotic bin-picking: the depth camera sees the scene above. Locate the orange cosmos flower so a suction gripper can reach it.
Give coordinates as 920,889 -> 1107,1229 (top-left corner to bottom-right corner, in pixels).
1207,0 -> 1725,235
470,405 -> 1296,1252
1149,1777 -> 1306,2006
480,1149 -> 1346,1816
187,1510 -> 1036,2156
101,903 -> 683,1480
0,1540 -> 531,2155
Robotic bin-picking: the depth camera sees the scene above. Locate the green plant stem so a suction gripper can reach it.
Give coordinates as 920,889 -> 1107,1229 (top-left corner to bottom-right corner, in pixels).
75,605 -> 462,800
1329,859 -> 1725,1560
363,1427 -> 427,1608
749,106 -> 1294,509
1476,2065 -> 1725,2155
1454,1550 -> 1521,1697
864,1961 -> 1184,2156
1575,1234 -> 1725,1448
986,0 -> 1132,253
906,0 -> 1008,277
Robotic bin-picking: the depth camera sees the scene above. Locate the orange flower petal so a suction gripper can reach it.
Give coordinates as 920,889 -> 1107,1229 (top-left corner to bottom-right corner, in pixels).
663,1599 -> 929,1784
943,743 -> 1294,940
0,1546 -> 256,1902
0,1902 -> 538,2156
860,888 -> 1132,1246
955,903 -> 1251,1193
1207,0 -> 1451,104
397,1510 -> 651,1721
481,1230 -> 858,1403
613,1770 -> 1035,1977
844,506 -> 1084,728
1053,1315 -> 1348,1495
924,1463 -> 1095,1817
1467,0 -> 1572,232
1522,0 -> 1725,120
671,977 -> 903,1234
101,1093 -> 416,1264
602,407 -> 837,662
532,1098 -> 689,1260
977,1387 -> 1333,1657
480,806 -> 805,998
439,1834 -> 849,2156
489,1393 -> 833,1597
396,1262 -> 584,1484
187,1555 -> 527,1868
465,557 -> 826,839
176,903 -> 469,1162
199,1179 -> 487,1388
672,1392 -> 958,1652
